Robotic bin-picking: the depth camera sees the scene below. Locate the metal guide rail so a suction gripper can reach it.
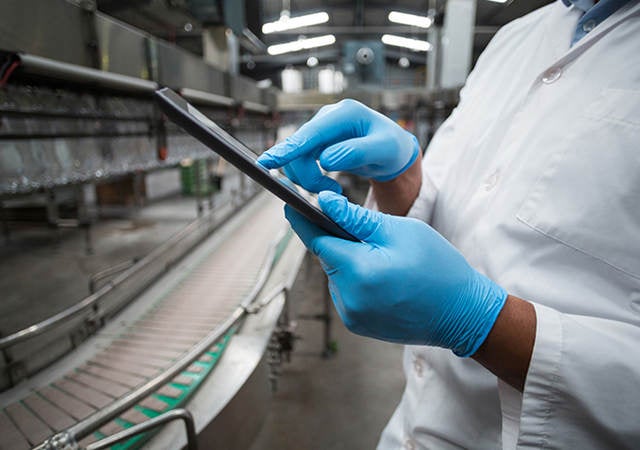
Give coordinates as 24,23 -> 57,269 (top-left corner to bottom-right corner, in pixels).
0,194 -> 290,449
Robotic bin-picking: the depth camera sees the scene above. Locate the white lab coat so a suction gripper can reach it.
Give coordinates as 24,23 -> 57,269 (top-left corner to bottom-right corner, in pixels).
377,1 -> 640,449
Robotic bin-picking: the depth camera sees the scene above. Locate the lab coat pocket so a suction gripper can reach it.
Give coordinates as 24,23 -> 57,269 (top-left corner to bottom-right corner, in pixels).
516,88 -> 640,279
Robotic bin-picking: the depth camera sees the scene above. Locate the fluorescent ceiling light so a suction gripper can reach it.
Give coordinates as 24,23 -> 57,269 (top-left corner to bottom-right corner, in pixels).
381,34 -> 432,52
388,11 -> 433,28
485,0 -> 509,3
262,11 -> 330,34
267,35 -> 336,55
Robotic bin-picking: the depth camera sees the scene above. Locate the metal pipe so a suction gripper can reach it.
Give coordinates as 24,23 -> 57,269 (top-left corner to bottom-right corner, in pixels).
180,87 -> 235,108
89,259 -> 139,294
241,28 -> 268,54
34,234 -> 282,447
245,282 -> 286,314
0,130 -> 151,140
85,409 -> 198,450
0,109 -> 150,121
17,53 -> 158,94
242,101 -> 270,114
0,288 -> 107,350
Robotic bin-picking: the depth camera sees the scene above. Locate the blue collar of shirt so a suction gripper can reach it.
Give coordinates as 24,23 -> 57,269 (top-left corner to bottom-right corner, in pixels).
561,0 -> 597,11
561,0 -> 633,45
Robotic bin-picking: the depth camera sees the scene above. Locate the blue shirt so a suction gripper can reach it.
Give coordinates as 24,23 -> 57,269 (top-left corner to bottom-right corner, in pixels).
562,0 -> 634,45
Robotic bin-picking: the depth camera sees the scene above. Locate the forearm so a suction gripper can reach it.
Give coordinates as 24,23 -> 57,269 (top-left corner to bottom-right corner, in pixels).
472,295 -> 536,391
369,151 -> 423,216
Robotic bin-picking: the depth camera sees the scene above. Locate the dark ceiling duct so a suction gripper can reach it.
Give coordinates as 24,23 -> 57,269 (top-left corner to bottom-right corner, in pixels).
185,0 -> 223,24
96,0 -> 152,13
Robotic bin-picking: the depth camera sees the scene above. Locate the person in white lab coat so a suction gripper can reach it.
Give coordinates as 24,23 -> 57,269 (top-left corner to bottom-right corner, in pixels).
258,0 -> 640,448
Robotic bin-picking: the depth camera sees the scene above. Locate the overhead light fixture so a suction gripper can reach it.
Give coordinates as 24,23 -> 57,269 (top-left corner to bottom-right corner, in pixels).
485,0 -> 509,3
268,35 -> 336,55
388,11 -> 433,28
381,34 -> 432,52
262,11 -> 330,34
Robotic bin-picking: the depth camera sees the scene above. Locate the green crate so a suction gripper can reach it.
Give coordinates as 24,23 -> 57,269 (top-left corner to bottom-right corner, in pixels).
180,159 -> 213,196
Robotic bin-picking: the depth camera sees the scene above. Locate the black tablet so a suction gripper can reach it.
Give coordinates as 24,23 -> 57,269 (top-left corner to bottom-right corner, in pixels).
155,87 -> 357,242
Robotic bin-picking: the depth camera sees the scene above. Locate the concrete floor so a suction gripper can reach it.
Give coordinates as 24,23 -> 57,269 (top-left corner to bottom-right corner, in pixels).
249,255 -> 406,450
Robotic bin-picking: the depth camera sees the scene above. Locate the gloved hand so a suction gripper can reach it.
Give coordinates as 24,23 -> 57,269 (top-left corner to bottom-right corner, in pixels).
286,191 -> 508,357
257,99 -> 420,193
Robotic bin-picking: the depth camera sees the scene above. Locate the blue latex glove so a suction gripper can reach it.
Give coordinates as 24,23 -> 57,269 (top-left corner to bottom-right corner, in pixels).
286,191 -> 508,357
257,99 -> 420,193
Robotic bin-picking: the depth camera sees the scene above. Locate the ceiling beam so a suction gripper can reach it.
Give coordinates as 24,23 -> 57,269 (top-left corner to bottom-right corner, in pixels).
263,25 -> 499,35
242,47 -> 429,68
241,48 -> 340,64
384,48 -> 429,65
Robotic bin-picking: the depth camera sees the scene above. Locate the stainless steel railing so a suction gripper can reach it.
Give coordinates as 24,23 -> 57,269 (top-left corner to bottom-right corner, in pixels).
85,409 -> 198,450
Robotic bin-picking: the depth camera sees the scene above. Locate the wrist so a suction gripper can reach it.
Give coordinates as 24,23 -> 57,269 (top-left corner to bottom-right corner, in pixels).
369,147 -> 422,216
372,134 -> 421,182
472,295 -> 536,391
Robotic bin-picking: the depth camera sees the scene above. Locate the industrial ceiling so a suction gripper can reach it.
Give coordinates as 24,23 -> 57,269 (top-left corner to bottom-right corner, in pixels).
97,0 -> 554,81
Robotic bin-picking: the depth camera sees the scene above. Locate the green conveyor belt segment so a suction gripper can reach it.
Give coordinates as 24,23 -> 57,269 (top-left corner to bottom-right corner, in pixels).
88,327 -> 236,450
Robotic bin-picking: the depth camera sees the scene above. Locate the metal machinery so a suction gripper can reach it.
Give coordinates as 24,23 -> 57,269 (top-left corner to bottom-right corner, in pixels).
0,1 -> 309,449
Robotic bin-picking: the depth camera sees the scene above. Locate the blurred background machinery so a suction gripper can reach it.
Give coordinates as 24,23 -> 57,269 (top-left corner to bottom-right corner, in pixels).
0,0 -> 552,448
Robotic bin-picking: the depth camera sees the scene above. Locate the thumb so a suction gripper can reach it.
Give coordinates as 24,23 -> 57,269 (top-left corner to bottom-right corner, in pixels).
284,204 -> 364,269
317,191 -> 385,242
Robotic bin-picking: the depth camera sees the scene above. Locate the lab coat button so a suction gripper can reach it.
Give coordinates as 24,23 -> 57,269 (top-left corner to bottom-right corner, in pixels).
582,20 -> 597,32
541,67 -> 562,84
484,169 -> 501,191
413,358 -> 424,377
404,438 -> 416,450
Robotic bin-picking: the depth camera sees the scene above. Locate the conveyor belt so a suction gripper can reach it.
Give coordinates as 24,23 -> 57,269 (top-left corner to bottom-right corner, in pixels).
0,195 -> 288,449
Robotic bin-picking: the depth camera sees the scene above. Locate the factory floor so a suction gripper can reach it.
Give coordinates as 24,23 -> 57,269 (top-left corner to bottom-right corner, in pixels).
249,255 -> 406,450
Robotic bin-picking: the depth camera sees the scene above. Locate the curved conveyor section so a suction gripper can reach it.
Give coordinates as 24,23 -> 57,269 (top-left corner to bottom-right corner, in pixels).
0,193 -> 303,449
